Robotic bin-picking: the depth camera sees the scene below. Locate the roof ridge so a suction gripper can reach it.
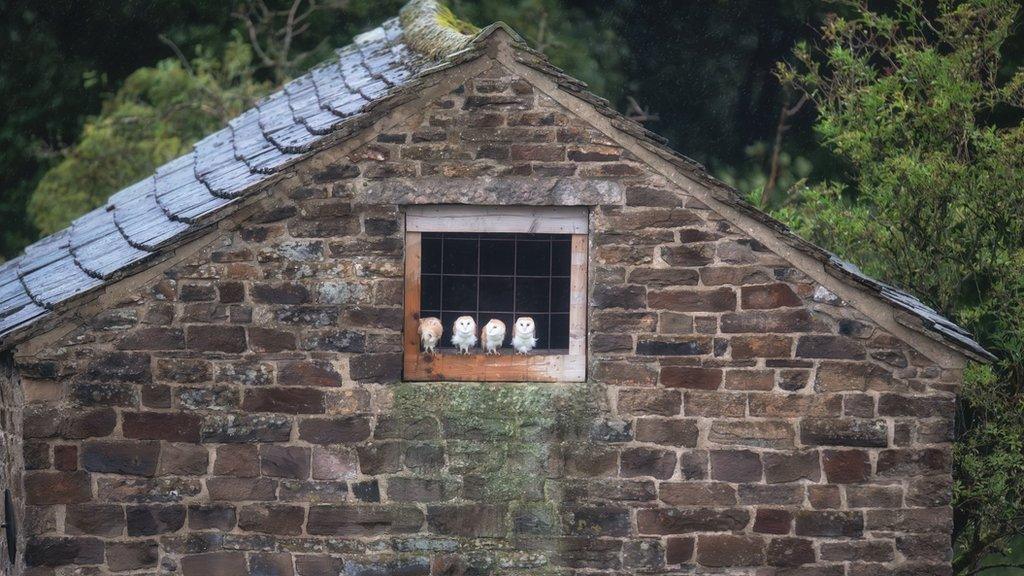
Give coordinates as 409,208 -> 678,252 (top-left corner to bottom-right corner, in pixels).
399,0 -> 477,59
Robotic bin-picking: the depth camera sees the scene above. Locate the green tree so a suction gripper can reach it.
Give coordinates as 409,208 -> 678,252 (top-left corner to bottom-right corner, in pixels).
777,1 -> 1024,572
27,37 -> 269,235
452,0 -> 627,98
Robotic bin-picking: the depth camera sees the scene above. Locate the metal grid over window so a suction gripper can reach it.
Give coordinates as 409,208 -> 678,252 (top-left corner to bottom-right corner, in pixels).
419,232 -> 572,351
403,205 -> 588,383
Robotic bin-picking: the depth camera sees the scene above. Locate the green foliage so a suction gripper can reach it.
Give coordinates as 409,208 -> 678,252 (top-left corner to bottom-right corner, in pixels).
715,140 -> 814,206
777,1 -> 1024,572
956,364 -> 1024,572
451,0 -> 627,98
27,37 -> 269,235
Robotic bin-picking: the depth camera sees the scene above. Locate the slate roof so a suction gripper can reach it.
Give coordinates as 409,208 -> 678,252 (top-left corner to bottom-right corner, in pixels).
0,1 -> 994,362
0,9 -> 450,343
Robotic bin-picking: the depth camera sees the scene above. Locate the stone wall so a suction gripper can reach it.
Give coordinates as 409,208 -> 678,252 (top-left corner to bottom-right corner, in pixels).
1,352 -> 24,575
12,61 -> 961,575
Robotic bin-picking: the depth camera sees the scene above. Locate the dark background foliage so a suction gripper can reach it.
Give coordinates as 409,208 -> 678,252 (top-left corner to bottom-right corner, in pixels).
0,0 -> 858,260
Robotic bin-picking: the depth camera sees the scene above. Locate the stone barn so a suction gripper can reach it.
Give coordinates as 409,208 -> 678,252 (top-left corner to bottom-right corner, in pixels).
0,1 -> 993,574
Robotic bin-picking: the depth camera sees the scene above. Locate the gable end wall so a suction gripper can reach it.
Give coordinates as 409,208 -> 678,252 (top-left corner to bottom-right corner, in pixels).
9,59 -> 960,575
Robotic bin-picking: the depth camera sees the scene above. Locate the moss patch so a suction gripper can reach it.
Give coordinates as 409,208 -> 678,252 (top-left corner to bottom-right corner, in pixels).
435,3 -> 479,35
392,382 -> 601,502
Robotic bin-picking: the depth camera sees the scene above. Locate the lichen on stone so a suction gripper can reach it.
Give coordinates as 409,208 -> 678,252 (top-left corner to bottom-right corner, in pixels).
392,381 -> 601,502
399,0 -> 478,59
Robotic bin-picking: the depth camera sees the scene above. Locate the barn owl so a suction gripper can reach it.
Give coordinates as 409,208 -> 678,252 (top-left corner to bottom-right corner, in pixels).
451,315 -> 478,354
418,316 -> 443,355
512,317 -> 538,355
481,319 -> 506,355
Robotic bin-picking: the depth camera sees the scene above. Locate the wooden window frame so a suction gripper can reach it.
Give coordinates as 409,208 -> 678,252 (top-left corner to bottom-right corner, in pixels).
403,206 -> 588,382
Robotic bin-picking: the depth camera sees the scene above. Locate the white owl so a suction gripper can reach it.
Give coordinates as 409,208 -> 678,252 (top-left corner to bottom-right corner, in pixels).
512,316 -> 538,355
418,316 -> 443,355
481,319 -> 507,355
450,315 -> 478,354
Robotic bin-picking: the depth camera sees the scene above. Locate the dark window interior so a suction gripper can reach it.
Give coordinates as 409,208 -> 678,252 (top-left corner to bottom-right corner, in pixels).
421,232 -> 572,352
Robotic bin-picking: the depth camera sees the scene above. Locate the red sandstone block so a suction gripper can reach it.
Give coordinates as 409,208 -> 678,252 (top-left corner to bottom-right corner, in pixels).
243,387 -> 326,414
427,504 -> 507,538
617,388 -> 681,416
207,477 -> 278,501
724,369 -> 774,391
180,552 -> 248,576
808,484 -> 842,509
117,327 -> 185,350
25,536 -> 104,567
876,449 -> 950,477
123,411 -> 202,442
357,442 -> 403,475
186,325 -> 247,353
815,361 -> 892,391
720,309 -> 812,333
795,510 -> 864,538
730,335 -> 793,359
277,360 -> 343,387
306,504 -> 424,536
696,534 -> 766,567
763,451 -> 821,483
260,445 -> 311,480
214,445 -> 259,477
708,420 -> 795,449
710,450 -> 762,483
53,445 -> 77,471
683,392 -> 746,417
648,288 -> 736,312
188,504 -> 237,531
796,335 -> 866,360
248,327 -> 297,352
238,503 -> 305,535
822,449 -> 872,484
621,448 -> 676,480
666,537 -> 695,564
753,508 -> 793,534
660,366 -> 722,389
66,504 -> 125,537
820,540 -> 896,562
801,418 -> 888,447
634,418 -> 699,446
741,283 -> 802,309
749,394 -> 843,418
126,504 -> 185,536
660,482 -> 736,507
81,440 -> 159,476
767,537 -> 815,567
250,553 -> 298,576
299,416 -> 372,444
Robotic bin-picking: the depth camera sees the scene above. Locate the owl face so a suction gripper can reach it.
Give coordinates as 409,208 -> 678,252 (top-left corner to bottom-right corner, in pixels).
421,330 -> 438,345
484,320 -> 504,336
454,316 -> 476,334
515,317 -> 535,335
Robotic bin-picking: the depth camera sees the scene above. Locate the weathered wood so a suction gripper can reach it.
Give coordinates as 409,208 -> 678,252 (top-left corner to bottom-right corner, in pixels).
405,205 -> 588,234
402,225 -> 588,383
568,234 -> 587,359
403,349 -> 585,382
404,232 -> 423,357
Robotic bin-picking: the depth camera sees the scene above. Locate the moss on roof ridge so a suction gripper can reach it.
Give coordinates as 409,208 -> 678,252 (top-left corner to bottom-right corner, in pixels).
399,0 -> 479,59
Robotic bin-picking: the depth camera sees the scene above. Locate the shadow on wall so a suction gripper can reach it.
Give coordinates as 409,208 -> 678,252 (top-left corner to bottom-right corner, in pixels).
0,352 -> 24,575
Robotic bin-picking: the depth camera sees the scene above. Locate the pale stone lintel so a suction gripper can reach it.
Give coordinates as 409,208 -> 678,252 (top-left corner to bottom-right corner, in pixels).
406,205 -> 589,234
491,34 -> 968,370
